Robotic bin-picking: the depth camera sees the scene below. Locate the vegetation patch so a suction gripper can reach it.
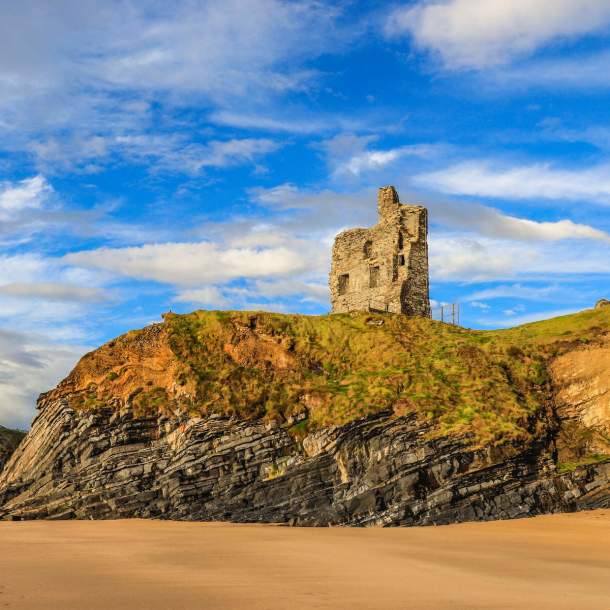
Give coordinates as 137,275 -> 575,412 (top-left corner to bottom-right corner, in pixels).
56,306 -> 610,449
557,453 -> 610,474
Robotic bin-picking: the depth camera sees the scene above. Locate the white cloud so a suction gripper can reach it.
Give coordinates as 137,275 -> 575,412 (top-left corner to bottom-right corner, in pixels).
93,0 -> 339,99
540,122 -> 610,151
0,254 -> 112,347
386,0 -> 610,69
115,135 -> 280,175
0,329 -> 87,429
430,235 -> 610,282
426,198 -> 610,243
249,184 -> 610,285
174,286 -> 230,308
0,175 -> 52,220
249,184 -> 375,236
252,279 -> 329,303
174,279 -> 329,310
0,283 -> 108,303
318,134 -> 438,179
64,241 -> 312,286
209,111 -> 335,134
0,0 -> 345,166
464,283 -> 559,302
498,50 -> 610,89
416,161 -> 610,205
476,308 -> 580,328
29,133 -> 281,175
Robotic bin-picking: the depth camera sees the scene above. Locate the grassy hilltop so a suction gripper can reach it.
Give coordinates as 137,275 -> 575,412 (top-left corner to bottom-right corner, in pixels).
0,426 -> 25,448
50,306 -> 610,463
0,426 -> 26,469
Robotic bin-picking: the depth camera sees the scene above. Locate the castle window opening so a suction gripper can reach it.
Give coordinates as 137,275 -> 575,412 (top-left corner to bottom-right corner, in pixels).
398,254 -> 405,266
397,232 -> 403,250
338,273 -> 349,295
369,266 -> 380,288
363,240 -> 372,259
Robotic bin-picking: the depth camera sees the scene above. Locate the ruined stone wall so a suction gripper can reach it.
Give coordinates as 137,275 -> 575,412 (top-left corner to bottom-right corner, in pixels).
329,186 -> 430,316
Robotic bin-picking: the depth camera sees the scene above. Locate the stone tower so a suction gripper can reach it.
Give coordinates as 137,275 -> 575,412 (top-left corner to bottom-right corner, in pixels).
329,186 -> 431,316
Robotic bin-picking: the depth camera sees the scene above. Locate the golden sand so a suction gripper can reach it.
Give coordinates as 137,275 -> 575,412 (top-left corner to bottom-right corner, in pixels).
1,511 -> 609,609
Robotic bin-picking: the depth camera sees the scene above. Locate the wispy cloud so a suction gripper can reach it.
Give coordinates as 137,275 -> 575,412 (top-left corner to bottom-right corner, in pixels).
415,160 -> 610,204
317,134 -> 440,179
0,329 -> 88,429
0,175 -> 53,220
426,199 -> 610,243
430,235 -> 610,282
385,0 -> 610,70
464,283 -> 559,302
0,0 -> 346,169
0,283 -> 108,303
63,241 -> 313,286
498,50 -> 610,89
475,308 -> 581,328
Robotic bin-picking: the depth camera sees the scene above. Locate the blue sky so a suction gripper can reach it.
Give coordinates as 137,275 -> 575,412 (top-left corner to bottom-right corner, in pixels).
2,0 -> 610,427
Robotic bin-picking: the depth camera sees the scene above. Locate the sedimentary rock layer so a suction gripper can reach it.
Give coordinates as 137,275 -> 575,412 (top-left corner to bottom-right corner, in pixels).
0,397 -> 607,524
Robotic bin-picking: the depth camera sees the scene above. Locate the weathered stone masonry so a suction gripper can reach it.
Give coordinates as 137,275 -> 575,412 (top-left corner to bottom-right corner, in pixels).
330,186 -> 431,316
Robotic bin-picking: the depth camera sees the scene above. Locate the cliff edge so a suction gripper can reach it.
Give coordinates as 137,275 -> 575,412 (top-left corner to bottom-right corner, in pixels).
0,308 -> 608,524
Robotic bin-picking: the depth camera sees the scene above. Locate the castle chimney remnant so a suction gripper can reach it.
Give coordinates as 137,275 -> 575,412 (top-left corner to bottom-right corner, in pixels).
329,186 -> 431,316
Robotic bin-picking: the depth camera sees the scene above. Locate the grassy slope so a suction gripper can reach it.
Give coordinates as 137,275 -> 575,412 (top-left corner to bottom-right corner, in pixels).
159,306 -> 610,450
57,305 -> 610,465
0,426 -> 26,460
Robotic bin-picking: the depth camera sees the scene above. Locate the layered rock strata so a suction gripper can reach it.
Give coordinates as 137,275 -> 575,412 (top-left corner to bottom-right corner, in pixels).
0,397 -> 607,524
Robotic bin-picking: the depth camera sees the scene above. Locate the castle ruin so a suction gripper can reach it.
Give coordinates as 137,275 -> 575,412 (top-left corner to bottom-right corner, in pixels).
329,186 -> 431,317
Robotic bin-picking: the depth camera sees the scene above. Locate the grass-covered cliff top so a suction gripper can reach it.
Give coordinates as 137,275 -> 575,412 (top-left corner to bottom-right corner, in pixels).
0,426 -> 26,457
49,306 -> 610,448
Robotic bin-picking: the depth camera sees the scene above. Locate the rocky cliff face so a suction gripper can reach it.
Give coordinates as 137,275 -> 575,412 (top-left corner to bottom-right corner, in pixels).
0,426 -> 25,474
0,309 -> 608,524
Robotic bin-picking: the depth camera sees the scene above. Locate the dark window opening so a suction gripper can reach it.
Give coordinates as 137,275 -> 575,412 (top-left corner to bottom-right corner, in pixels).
398,254 -> 405,266
369,266 -> 380,288
338,274 -> 349,295
397,232 -> 403,250
363,240 -> 372,259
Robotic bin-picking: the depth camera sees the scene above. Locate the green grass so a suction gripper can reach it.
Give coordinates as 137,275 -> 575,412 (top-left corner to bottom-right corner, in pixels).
159,306 -> 610,447
0,425 -> 26,452
557,453 -> 610,474
63,305 -> 610,451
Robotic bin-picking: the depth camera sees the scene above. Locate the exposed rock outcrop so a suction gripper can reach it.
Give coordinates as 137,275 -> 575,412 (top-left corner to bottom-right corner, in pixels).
1,309 -> 609,524
0,399 -> 607,524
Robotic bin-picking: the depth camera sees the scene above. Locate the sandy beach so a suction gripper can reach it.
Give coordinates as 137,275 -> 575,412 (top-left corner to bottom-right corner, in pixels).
0,511 -> 609,610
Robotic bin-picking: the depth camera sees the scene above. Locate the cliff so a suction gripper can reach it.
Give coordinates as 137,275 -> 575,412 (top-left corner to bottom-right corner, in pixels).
0,426 -> 25,474
0,308 -> 608,524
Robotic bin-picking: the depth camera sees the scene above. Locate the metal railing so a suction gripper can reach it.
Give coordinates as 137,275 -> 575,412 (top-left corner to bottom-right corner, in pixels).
431,303 -> 461,326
